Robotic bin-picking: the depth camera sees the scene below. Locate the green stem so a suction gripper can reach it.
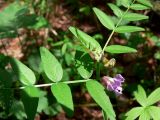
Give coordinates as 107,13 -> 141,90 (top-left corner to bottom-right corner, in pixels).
19,79 -> 92,89
98,0 -> 136,61
96,62 -> 100,80
0,79 -> 92,90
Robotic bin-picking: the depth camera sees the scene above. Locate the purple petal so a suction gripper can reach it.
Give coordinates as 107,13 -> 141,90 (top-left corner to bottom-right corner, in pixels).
115,74 -> 125,82
113,78 -> 122,86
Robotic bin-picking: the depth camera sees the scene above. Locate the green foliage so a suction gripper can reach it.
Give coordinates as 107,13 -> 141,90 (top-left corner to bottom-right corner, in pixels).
23,86 -> 41,97
86,80 -> 116,120
130,4 -> 150,10
0,2 -> 37,38
93,7 -> 115,30
137,0 -> 153,8
125,107 -> 144,120
123,13 -> 148,21
115,26 -> 144,33
105,45 -> 137,54
126,85 -> 160,120
148,106 -> 160,120
69,27 -> 102,60
108,3 -> 123,18
40,47 -> 63,82
134,85 -> 147,106
10,58 -> 36,86
120,0 -> 132,7
75,51 -> 93,79
30,16 -> 49,30
0,2 -> 28,32
146,88 -> 160,106
51,83 -> 74,117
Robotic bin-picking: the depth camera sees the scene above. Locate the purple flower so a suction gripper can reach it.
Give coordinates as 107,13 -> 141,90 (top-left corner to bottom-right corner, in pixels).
102,74 -> 125,95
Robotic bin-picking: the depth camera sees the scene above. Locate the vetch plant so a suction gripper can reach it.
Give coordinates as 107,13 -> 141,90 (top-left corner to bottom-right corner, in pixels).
0,0 -> 154,120
126,85 -> 160,120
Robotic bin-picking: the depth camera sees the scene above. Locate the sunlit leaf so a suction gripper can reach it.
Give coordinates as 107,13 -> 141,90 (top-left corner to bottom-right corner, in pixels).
120,0 -> 132,7
134,85 -> 147,106
130,4 -> 150,10
108,3 -> 123,17
125,107 -> 143,120
86,80 -> 116,120
137,0 -> 153,8
123,13 -> 148,21
115,26 -> 144,33
51,83 -> 74,117
40,47 -> 63,82
148,106 -> 160,120
93,7 -> 115,30
105,45 -> 137,54
146,87 -> 160,106
139,109 -> 151,120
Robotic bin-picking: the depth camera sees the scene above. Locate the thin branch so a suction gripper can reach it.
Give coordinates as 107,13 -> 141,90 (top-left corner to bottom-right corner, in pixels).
98,0 -> 136,61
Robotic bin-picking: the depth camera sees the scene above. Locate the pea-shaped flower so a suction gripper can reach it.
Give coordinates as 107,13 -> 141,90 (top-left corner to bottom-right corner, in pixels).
102,74 -> 125,95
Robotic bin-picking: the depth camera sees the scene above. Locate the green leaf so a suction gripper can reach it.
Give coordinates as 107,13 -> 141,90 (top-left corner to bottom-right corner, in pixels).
40,47 -> 63,82
137,0 -> 153,8
27,52 -> 42,74
148,106 -> 160,120
93,7 -> 115,30
23,86 -> 41,97
86,80 -> 115,120
75,51 -> 93,79
130,4 -> 150,10
120,0 -> 132,7
0,2 -> 37,33
69,27 -> 102,60
105,45 -> 137,54
21,90 -> 39,120
0,2 -> 27,32
139,108 -> 151,120
51,83 -> 74,117
30,16 -> 48,29
146,87 -> 160,106
115,26 -> 144,33
108,3 -> 123,17
37,96 -> 48,113
102,110 -> 108,120
10,58 -> 36,86
123,13 -> 148,21
134,85 -> 147,106
125,107 -> 143,120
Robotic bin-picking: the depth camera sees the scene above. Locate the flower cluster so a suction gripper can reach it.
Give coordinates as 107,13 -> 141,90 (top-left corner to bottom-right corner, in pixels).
102,74 -> 125,95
